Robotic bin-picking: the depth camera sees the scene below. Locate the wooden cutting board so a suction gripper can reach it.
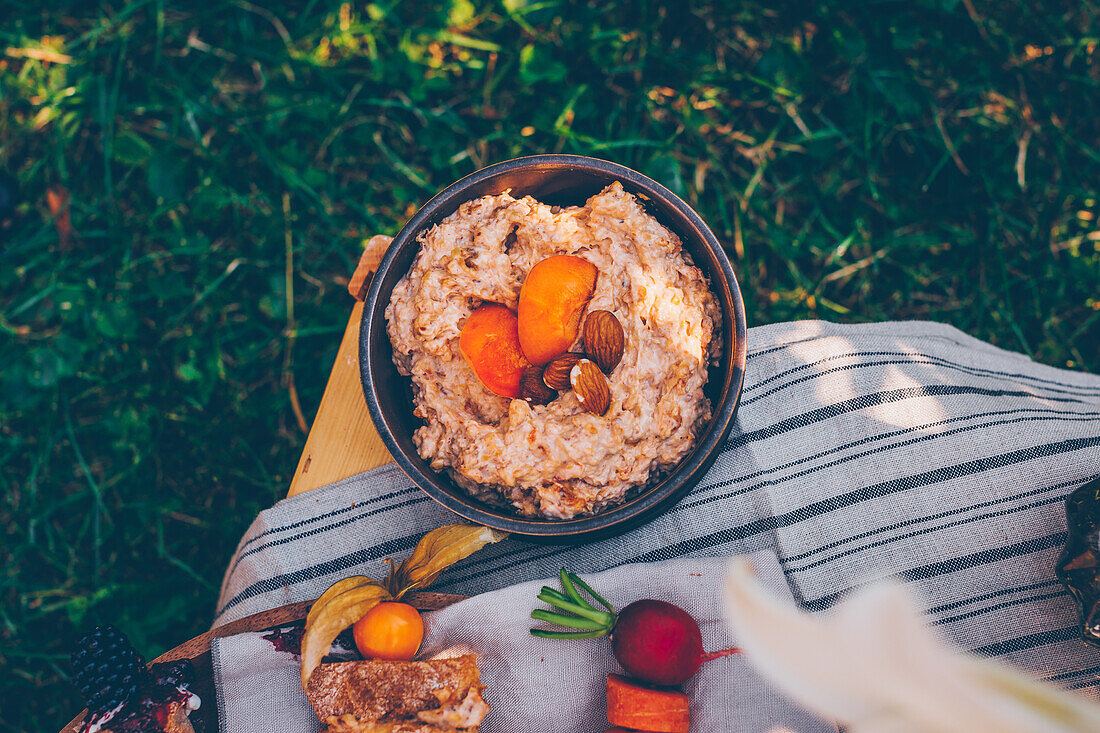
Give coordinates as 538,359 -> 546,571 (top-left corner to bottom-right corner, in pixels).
287,241 -> 397,497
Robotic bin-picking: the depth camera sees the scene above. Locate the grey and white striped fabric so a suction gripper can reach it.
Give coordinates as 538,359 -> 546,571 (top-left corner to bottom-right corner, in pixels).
216,320 -> 1100,694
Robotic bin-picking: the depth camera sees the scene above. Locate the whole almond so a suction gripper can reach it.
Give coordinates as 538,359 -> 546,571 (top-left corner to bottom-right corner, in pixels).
519,366 -> 557,405
584,310 -> 625,374
570,359 -> 611,416
542,352 -> 584,390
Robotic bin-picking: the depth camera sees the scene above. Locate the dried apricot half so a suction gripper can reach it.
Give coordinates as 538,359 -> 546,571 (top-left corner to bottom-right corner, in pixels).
459,303 -> 530,399
517,255 -> 598,365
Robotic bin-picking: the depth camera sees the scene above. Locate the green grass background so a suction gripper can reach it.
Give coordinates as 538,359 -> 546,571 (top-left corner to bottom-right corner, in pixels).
2,0 -> 1099,729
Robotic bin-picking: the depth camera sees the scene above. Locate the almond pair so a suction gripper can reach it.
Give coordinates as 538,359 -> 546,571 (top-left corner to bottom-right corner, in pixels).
519,310 -> 625,416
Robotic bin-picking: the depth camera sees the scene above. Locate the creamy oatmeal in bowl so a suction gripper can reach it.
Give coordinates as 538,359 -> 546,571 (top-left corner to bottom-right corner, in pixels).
363,155 -> 746,539
385,181 -> 722,520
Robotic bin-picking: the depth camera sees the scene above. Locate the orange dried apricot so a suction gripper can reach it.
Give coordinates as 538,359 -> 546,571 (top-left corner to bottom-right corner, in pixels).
459,303 -> 530,398
517,255 -> 598,365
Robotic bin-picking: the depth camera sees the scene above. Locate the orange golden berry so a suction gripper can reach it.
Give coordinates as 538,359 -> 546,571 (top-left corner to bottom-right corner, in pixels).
352,602 -> 424,661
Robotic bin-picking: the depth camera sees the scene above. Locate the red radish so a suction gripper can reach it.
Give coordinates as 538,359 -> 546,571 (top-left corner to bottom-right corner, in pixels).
612,598 -> 738,685
530,569 -> 740,686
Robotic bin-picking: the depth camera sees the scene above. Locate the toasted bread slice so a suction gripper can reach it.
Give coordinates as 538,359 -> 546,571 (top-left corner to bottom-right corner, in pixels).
415,685 -> 488,730
305,655 -> 481,723
323,714 -> 478,733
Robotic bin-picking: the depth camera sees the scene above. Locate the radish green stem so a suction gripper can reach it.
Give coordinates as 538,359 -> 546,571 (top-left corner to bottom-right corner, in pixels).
536,592 -> 614,625
530,628 -> 610,639
531,609 -> 606,630
560,569 -> 590,609
530,570 -> 618,639
567,572 -> 615,614
540,586 -> 571,604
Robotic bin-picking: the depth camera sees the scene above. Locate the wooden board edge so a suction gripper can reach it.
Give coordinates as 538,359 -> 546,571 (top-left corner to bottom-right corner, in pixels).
286,300 -> 395,497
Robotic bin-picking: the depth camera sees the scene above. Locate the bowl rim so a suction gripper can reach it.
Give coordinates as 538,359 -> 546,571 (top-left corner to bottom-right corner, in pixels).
361,154 -> 748,539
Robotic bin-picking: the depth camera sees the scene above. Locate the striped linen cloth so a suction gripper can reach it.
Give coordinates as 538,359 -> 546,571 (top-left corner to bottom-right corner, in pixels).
216,320 -> 1100,694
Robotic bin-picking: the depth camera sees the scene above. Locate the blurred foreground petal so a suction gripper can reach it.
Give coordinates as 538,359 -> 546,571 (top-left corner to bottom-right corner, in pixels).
724,558 -> 1100,733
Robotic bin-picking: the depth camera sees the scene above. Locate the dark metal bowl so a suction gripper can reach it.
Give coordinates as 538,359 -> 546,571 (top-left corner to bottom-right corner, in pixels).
361,155 -> 747,543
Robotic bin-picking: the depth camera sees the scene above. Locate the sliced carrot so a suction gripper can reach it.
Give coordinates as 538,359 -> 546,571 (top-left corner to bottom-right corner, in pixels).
606,674 -> 690,733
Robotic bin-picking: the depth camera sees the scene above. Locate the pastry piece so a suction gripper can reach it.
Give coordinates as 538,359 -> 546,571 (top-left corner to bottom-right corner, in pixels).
306,655 -> 488,732
70,625 -> 201,733
324,715 -> 477,733
415,686 -> 489,729
305,655 -> 481,722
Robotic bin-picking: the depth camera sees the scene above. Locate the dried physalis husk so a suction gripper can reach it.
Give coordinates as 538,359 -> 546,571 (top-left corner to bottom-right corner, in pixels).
301,581 -> 391,687
305,575 -> 373,629
300,523 -> 508,687
520,366 -> 558,405
584,310 -> 625,374
543,352 -> 584,390
570,358 -> 611,416
387,523 -> 509,598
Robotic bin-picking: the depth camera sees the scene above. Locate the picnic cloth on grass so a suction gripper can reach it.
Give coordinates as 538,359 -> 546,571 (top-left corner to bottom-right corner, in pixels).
213,553 -> 837,733
215,320 -> 1100,724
